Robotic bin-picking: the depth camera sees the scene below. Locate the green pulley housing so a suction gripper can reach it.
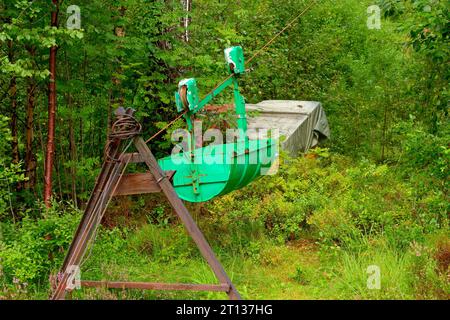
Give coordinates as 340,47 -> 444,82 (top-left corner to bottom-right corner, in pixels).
158,46 -> 278,203
175,78 -> 199,112
224,46 -> 245,74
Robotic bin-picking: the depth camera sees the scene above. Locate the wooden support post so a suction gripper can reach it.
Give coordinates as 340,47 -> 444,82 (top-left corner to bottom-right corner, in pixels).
112,171 -> 175,196
134,137 -> 241,300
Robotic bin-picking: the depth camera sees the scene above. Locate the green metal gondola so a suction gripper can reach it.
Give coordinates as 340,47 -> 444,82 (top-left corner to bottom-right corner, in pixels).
158,46 -> 278,202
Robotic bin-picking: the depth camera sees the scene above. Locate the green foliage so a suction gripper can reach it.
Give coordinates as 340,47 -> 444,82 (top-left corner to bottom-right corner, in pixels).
128,224 -> 196,263
0,116 -> 25,219
290,265 -> 311,285
0,0 -> 448,300
377,0 -> 406,17
0,203 -> 81,284
208,152 -> 447,252
378,0 -> 449,134
408,237 -> 450,299
395,118 -> 449,181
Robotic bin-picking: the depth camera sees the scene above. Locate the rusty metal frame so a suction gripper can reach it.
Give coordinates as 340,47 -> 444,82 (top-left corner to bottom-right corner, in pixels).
51,136 -> 241,300
81,281 -> 230,292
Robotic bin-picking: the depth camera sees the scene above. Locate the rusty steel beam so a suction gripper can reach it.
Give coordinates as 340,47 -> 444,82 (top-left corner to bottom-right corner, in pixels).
81,281 -> 230,292
52,132 -> 241,300
52,158 -> 126,300
134,137 -> 242,300
59,137 -> 125,274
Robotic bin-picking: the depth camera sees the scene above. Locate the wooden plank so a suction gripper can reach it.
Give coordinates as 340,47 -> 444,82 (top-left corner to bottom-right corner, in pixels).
120,153 -> 144,164
113,171 -> 175,196
81,280 -> 230,292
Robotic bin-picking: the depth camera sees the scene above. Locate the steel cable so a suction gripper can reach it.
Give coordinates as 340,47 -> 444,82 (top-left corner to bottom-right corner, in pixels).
105,113 -> 142,162
143,0 -> 319,143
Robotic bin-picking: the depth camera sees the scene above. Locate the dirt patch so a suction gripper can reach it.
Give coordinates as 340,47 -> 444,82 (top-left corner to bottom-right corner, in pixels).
434,239 -> 450,275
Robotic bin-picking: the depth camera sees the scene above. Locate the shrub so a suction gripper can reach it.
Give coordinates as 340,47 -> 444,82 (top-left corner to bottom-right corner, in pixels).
0,203 -> 81,285
0,116 -> 25,221
208,151 -> 446,252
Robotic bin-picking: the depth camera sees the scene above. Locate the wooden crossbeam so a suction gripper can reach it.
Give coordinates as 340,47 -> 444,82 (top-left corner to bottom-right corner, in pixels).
120,153 -> 144,164
113,171 -> 175,196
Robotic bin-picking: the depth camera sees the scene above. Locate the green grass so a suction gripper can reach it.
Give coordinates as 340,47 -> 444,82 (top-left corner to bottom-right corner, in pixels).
1,152 -> 448,300
3,226 -> 447,300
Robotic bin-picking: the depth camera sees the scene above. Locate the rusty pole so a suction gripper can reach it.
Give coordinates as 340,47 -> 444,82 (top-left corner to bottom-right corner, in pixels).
44,0 -> 59,207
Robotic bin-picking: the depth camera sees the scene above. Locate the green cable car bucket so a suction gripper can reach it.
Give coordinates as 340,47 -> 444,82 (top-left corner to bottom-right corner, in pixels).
158,46 -> 279,203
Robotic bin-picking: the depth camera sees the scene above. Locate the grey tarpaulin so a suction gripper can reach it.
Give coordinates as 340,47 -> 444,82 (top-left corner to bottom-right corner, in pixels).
246,100 -> 330,155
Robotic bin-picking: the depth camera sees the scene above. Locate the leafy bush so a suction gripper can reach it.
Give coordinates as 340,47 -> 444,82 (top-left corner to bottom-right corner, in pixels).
408,235 -> 450,299
0,116 -> 25,220
0,203 -> 81,285
395,119 -> 449,181
207,152 -> 446,252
